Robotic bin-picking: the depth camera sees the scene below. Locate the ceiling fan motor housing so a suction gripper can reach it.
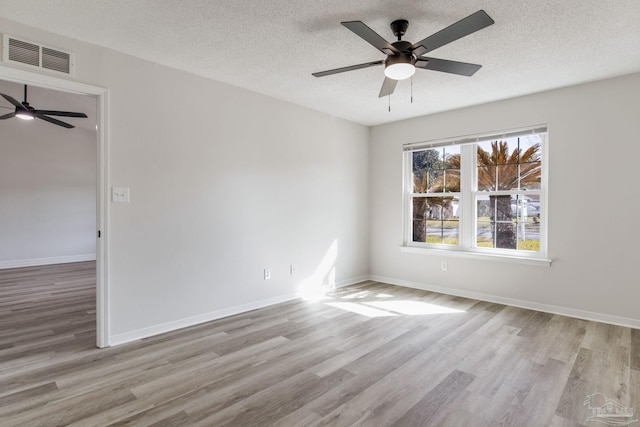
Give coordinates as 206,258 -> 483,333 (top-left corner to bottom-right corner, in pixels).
386,40 -> 416,69
385,51 -> 416,68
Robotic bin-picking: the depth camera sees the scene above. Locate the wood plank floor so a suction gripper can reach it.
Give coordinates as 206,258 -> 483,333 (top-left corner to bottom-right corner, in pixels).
1,262 -> 638,426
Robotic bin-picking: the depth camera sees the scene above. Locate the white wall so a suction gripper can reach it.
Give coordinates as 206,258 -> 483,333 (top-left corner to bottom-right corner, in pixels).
4,16 -> 637,342
0,18 -> 370,342
0,101 -> 96,267
370,72 -> 640,326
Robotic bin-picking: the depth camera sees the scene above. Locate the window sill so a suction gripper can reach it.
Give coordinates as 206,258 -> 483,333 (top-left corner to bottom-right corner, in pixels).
399,245 -> 552,267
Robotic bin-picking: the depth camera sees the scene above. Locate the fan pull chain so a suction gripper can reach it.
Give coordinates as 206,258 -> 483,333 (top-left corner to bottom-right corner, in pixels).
388,94 -> 391,112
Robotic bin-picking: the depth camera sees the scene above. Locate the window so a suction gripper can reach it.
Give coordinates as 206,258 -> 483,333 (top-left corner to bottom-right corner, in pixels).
403,126 -> 547,260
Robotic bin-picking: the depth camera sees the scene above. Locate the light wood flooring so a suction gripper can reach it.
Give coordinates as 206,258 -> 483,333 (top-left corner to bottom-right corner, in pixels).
1,262 -> 638,426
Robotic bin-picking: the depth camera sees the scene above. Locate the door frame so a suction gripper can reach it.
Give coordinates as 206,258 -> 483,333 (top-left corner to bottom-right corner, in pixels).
0,65 -> 110,347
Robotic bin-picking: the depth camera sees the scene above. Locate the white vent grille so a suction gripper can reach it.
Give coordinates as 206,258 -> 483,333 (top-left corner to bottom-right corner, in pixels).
2,34 -> 74,75
42,47 -> 71,73
8,38 -> 39,66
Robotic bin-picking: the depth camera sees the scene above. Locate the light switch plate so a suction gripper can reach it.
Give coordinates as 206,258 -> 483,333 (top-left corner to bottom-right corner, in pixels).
112,187 -> 130,203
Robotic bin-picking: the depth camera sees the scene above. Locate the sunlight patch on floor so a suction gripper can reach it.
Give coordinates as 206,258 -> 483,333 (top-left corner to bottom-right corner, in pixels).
364,300 -> 465,315
325,302 -> 398,317
325,299 -> 465,317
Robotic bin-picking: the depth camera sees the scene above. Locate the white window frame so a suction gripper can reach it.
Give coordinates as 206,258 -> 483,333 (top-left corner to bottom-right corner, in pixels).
401,125 -> 551,266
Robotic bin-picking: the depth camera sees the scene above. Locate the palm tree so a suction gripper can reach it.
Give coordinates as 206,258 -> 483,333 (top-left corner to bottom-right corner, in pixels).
477,140 -> 541,248
412,141 -> 540,248
412,152 -> 460,243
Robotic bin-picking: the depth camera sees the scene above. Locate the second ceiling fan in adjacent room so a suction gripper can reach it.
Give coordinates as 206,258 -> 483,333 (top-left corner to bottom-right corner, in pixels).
0,85 -> 87,129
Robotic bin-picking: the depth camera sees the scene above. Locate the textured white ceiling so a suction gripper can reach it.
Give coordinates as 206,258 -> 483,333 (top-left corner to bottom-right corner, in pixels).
1,0 -> 640,126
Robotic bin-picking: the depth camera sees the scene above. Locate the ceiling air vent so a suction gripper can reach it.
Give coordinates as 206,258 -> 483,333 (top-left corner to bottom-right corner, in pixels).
42,47 -> 71,73
2,34 -> 74,75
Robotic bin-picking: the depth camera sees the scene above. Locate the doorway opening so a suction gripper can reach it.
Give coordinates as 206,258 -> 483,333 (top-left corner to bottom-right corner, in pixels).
0,65 -> 109,347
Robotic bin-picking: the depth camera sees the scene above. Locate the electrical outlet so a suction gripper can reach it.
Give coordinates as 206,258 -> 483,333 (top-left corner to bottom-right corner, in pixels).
264,269 -> 271,280
441,261 -> 448,271
290,264 -> 296,276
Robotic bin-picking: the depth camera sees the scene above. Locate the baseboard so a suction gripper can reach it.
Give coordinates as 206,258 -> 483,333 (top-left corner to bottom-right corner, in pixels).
0,254 -> 96,270
109,293 -> 300,346
109,273 -> 373,346
335,275 -> 371,289
369,275 -> 640,330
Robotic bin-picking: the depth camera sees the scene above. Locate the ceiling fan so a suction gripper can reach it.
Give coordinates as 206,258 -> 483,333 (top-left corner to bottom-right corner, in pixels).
0,85 -> 87,128
312,10 -> 494,97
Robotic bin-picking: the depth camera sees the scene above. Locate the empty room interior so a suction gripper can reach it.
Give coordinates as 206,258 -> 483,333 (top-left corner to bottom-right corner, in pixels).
0,1 -> 639,426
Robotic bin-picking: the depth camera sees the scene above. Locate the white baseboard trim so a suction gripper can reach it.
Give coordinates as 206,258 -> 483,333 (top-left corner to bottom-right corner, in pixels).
335,275 -> 371,289
109,274 -> 373,347
0,254 -> 96,270
109,293 -> 300,346
369,275 -> 640,330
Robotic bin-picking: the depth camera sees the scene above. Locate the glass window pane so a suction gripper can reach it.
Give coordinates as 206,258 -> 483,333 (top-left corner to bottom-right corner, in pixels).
478,139 -> 519,166
427,170 -> 444,193
412,197 -> 428,242
525,194 -> 541,218
413,149 -> 444,193
413,149 -> 441,175
475,194 -> 518,249
517,220 -> 541,252
519,134 -> 542,156
443,169 -> 460,192
515,193 -> 541,252
443,145 -> 460,169
497,164 -> 519,190
520,161 -> 542,190
424,197 -> 459,245
476,195 -> 494,248
477,165 -> 496,191
476,219 -> 493,248
413,148 -> 463,194
413,171 -> 428,193
478,138 -> 544,192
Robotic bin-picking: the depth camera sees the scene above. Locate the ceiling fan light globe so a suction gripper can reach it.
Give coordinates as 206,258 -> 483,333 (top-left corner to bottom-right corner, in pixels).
16,111 -> 35,120
384,63 -> 415,80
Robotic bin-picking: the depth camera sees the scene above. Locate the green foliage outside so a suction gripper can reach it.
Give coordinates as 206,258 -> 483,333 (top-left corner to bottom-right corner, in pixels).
412,139 -> 542,251
426,236 -> 459,245
425,237 -> 539,251
424,215 -> 540,251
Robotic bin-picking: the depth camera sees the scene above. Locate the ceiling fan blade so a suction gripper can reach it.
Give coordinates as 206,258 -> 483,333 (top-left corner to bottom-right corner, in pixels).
35,113 -> 75,128
0,112 -> 16,120
1,93 -> 24,109
341,21 -> 399,55
378,77 -> 398,98
416,57 -> 482,76
313,60 -> 384,77
33,110 -> 88,118
411,10 -> 494,57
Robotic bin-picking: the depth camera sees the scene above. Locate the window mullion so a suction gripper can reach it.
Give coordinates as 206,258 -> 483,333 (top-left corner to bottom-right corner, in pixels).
460,145 -> 475,249
403,151 -> 413,245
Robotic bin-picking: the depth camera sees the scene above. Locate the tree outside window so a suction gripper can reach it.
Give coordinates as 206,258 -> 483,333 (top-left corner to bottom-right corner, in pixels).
407,129 -> 545,256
